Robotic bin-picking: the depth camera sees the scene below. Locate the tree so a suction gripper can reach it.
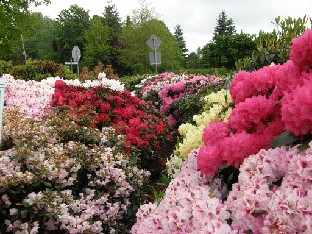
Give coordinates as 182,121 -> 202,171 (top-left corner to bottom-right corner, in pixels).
131,0 -> 158,25
103,0 -> 122,33
187,51 -> 201,69
83,16 -> 111,67
174,24 -> 188,59
236,15 -> 312,71
119,19 -> 185,75
23,13 -> 58,61
102,0 -> 122,73
0,0 -> 50,62
201,33 -> 256,68
54,4 -> 90,63
213,10 -> 236,38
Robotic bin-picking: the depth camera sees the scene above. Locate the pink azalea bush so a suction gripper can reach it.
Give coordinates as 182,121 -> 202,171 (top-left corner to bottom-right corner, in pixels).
198,29 -> 312,179
1,74 -> 54,118
159,75 -> 221,126
225,142 -> 312,233
131,149 -> 236,234
137,72 -> 189,98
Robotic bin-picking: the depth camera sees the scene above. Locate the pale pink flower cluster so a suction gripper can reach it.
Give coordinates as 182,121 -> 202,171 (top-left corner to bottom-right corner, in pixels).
1,74 -> 54,118
1,109 -> 150,233
225,143 -> 312,233
138,72 -> 189,98
5,220 -> 39,234
132,149 -> 237,234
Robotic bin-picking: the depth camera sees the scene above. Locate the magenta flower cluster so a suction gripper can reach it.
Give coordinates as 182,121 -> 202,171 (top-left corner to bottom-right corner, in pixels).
198,29 -> 312,179
159,75 -> 221,126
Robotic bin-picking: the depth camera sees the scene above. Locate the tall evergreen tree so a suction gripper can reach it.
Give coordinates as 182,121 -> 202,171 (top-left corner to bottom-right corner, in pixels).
102,0 -> 122,73
174,24 -> 188,58
213,10 -> 236,38
103,0 -> 121,33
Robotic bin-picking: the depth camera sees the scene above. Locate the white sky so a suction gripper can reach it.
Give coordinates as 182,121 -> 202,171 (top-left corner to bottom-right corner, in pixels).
29,0 -> 312,53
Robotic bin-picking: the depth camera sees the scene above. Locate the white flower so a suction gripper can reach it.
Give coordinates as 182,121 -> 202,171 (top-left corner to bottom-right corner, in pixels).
9,208 -> 18,216
98,72 -> 106,80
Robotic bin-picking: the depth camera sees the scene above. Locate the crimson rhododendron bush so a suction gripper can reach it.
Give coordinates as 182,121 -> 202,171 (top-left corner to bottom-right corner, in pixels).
50,80 -> 172,177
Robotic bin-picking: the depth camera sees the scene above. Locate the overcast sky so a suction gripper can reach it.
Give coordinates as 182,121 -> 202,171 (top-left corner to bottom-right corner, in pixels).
29,0 -> 312,53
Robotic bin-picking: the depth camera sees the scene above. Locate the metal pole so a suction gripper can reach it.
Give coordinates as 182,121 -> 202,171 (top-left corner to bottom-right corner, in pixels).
153,37 -> 158,74
154,47 -> 158,74
0,80 -> 5,149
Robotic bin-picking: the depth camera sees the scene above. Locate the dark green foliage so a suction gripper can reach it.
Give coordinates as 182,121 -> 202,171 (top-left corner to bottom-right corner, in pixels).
10,60 -> 78,81
209,164 -> 240,201
0,60 -> 13,75
169,93 -> 205,127
270,130 -> 299,147
0,0 -> 50,62
120,74 -> 151,91
102,1 -> 123,74
187,51 -> 201,69
201,33 -> 256,68
23,13 -> 58,61
174,24 -> 188,59
54,4 -> 90,63
213,10 -> 236,38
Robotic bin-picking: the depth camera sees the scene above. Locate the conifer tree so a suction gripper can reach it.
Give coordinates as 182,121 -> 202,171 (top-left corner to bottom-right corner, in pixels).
174,24 -> 188,58
213,10 -> 236,38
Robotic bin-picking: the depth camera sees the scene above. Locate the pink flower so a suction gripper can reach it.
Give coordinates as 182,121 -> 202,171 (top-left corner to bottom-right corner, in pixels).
229,96 -> 277,134
226,142 -> 312,233
290,29 -> 312,73
202,122 -> 230,147
230,66 -> 278,104
197,145 -> 223,179
281,76 -> 312,136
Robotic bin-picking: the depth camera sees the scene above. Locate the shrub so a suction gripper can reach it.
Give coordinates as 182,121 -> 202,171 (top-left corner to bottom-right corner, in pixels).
0,108 -> 151,233
0,60 -> 13,75
50,80 -> 173,180
79,62 -> 119,82
10,60 -> 78,81
198,29 -> 312,179
159,75 -> 222,127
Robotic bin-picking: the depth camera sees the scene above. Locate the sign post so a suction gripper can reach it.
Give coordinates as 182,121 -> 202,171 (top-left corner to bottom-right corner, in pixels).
65,46 -> 81,75
0,80 -> 5,149
146,35 -> 162,74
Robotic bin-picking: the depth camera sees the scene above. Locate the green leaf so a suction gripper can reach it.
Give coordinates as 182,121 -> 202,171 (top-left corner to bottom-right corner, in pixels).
43,181 -> 52,187
252,209 -> 267,216
0,209 -> 7,216
270,130 -> 299,147
21,210 -> 27,218
218,163 -> 228,171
